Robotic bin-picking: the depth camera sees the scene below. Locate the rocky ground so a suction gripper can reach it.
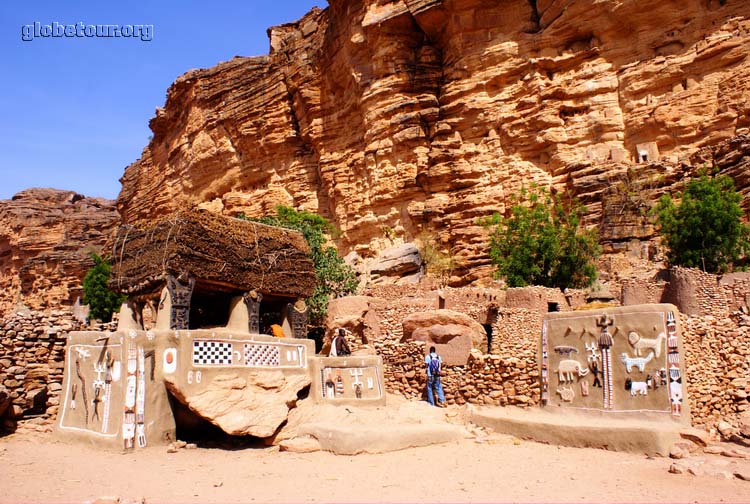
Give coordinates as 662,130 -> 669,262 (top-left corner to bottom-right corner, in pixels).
1,425 -> 747,504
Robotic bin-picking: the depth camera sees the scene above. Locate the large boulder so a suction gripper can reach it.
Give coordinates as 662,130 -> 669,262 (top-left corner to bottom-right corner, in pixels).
369,243 -> 422,278
401,310 -> 486,365
165,371 -> 310,438
323,296 -> 381,354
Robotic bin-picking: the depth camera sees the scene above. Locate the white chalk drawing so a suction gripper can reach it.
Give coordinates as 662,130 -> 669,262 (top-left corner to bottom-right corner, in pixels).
670,379 -> 683,414
122,413 -> 136,448
581,379 -> 589,397
125,376 -> 136,409
556,387 -> 575,402
136,346 -> 146,448
163,348 -> 177,374
93,361 -> 107,390
123,344 -> 138,450
627,331 -> 665,357
556,359 -> 590,383
349,368 -> 364,392
584,342 -> 601,363
74,347 -> 91,360
187,370 -> 193,384
367,377 -> 374,390
620,352 -> 654,373
112,361 -> 121,382
195,371 -> 202,384
625,378 -> 648,396
597,314 -> 615,410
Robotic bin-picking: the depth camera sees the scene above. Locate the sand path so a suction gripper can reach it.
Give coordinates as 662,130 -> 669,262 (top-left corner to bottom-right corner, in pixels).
1,431 -> 747,503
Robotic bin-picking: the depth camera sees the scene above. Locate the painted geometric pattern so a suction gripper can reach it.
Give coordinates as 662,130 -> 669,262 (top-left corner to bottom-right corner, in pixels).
192,340 -> 233,365
243,343 -> 280,367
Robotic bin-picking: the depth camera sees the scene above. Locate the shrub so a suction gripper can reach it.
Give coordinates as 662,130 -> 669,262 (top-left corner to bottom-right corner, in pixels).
415,230 -> 455,287
82,253 -> 125,322
238,206 -> 358,324
480,186 -> 601,289
653,170 -> 749,273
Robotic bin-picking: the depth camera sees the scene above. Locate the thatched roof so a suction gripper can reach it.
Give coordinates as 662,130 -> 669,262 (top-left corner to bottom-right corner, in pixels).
110,210 -> 316,299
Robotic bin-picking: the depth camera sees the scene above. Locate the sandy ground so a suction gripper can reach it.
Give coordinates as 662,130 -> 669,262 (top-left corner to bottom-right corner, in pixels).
1,430 -> 748,504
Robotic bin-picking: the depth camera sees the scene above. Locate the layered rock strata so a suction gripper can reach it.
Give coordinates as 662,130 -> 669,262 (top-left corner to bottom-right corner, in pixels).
117,0 -> 750,284
0,189 -> 119,317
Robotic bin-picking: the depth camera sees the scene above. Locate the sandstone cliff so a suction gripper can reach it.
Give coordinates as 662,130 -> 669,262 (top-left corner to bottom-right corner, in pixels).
117,0 -> 750,284
0,189 -> 119,316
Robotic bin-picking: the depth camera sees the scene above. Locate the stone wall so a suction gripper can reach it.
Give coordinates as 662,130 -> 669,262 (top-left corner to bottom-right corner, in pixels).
621,266 -> 747,318
0,310 -> 113,433
2,281 -> 749,435
364,283 -> 749,431
682,312 -> 750,429
364,285 -> 563,407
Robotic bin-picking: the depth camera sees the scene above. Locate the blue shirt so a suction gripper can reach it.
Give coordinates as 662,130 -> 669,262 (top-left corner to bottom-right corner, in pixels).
425,352 -> 442,377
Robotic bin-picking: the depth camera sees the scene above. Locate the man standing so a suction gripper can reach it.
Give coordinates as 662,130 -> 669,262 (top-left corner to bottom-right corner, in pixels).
425,346 -> 446,407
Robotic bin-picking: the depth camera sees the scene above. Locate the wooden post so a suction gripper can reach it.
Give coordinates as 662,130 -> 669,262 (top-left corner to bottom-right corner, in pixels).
287,300 -> 309,339
166,274 -> 195,330
243,291 -> 263,334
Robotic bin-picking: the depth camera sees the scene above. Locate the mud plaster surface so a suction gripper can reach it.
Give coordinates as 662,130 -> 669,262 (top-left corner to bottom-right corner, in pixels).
1,429 -> 747,503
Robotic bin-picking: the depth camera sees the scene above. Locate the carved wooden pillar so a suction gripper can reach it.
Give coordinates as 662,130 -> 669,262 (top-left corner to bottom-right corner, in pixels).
287,300 -> 309,339
166,274 -> 195,330
243,291 -> 262,334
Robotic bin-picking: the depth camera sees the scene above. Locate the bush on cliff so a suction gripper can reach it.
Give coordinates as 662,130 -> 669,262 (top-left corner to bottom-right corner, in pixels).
238,206 -> 358,324
653,170 -> 749,273
82,253 -> 125,322
480,186 -> 601,289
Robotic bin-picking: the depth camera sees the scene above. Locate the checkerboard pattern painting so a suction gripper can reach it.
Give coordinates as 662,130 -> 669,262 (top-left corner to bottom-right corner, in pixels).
243,343 -> 280,367
192,340 -> 233,365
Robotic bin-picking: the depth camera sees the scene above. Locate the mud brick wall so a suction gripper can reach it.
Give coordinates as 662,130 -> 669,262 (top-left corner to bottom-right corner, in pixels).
621,278 -> 667,306
622,267 -> 742,318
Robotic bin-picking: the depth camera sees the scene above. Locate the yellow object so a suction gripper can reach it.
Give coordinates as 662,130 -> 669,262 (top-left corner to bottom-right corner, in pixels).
270,324 -> 285,338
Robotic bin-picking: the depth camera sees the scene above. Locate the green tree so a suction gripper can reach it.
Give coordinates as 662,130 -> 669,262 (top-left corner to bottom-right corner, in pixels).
653,170 -> 749,273
82,253 -> 125,322
480,187 -> 601,289
238,206 -> 358,324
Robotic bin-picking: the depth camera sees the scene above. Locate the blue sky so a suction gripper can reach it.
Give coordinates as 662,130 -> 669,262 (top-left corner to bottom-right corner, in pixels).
0,1 -> 327,201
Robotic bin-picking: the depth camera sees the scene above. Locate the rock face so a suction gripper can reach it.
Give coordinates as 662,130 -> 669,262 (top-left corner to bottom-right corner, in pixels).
165,371 -> 311,438
0,189 -> 119,316
116,0 -> 750,284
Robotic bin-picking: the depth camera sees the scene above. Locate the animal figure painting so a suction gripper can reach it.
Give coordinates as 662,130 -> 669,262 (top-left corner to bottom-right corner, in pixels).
627,331 -> 665,357
620,352 -> 653,373
556,359 -> 589,383
540,305 -> 689,423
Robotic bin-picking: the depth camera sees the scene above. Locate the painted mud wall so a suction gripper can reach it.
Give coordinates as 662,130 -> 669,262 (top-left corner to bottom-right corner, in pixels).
541,304 -> 689,424
58,330 -> 175,448
310,356 -> 386,405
